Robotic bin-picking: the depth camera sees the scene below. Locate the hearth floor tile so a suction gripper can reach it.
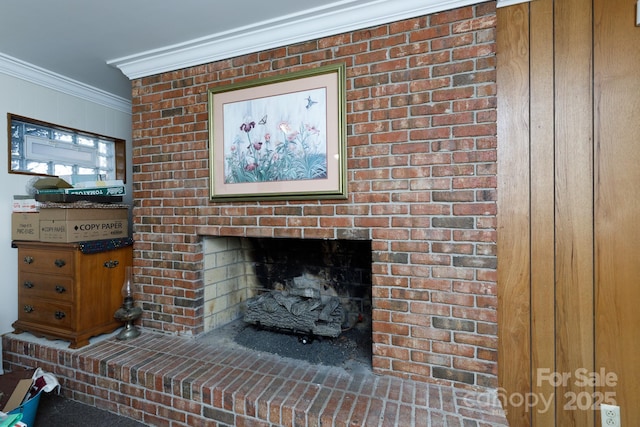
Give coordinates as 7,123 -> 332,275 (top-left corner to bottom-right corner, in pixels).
2,330 -> 508,426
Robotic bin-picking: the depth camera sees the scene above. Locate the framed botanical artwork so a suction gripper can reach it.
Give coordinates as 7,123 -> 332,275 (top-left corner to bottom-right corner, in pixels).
208,63 -> 347,201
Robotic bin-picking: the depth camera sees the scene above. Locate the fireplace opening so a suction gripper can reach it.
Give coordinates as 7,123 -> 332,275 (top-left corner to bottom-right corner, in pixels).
201,236 -> 372,370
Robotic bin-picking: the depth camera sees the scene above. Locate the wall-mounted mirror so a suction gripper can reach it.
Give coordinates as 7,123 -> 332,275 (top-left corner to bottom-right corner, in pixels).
8,113 -> 126,182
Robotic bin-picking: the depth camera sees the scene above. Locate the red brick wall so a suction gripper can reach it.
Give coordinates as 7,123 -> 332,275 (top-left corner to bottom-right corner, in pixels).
131,2 -> 498,388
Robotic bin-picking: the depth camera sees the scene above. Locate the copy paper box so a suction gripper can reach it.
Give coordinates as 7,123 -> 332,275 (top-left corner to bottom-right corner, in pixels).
39,207 -> 128,243
11,213 -> 40,241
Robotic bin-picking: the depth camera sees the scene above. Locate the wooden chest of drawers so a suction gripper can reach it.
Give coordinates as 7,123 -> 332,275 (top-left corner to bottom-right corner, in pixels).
12,241 -> 133,348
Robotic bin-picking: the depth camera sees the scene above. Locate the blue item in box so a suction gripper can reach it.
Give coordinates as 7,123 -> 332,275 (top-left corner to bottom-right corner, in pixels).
8,391 -> 41,427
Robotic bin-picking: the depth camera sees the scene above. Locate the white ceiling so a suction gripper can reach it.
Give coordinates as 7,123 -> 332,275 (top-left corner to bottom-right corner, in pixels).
0,0 -> 497,103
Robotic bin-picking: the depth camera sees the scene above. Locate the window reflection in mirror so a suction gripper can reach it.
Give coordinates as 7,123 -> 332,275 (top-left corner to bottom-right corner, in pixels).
8,113 -> 126,183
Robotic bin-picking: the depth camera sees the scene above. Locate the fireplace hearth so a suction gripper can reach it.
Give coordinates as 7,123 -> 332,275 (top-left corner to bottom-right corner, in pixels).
199,315 -> 373,371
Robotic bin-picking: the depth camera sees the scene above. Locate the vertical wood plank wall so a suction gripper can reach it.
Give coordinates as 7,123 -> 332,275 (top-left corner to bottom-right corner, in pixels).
497,0 -> 640,425
496,3 -> 532,426
528,0 -> 555,425
553,0 -> 594,425
593,0 -> 640,422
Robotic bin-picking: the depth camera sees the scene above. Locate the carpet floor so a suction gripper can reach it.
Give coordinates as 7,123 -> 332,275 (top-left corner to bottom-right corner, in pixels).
34,393 -> 145,427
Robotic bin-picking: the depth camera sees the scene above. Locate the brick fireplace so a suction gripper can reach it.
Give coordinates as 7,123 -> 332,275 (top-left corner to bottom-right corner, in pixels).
131,1 -> 498,390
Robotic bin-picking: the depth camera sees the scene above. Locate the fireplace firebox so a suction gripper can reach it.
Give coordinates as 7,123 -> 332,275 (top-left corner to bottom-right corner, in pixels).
203,236 -> 372,337
202,237 -> 372,363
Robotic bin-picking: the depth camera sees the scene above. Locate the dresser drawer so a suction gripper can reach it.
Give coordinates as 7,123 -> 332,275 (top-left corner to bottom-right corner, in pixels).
18,297 -> 73,330
18,273 -> 74,302
13,241 -> 132,348
18,248 -> 75,275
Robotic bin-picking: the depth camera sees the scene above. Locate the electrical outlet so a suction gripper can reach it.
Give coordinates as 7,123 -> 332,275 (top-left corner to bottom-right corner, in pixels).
601,404 -> 621,427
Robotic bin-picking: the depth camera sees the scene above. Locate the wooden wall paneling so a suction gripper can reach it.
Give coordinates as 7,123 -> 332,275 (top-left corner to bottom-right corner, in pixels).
528,0 -> 556,424
496,3 -> 532,426
498,1 -> 639,425
553,0 -> 595,426
594,0 -> 640,424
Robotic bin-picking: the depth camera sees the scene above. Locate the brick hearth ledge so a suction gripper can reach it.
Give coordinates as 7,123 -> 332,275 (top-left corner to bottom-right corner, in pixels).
2,331 -> 507,426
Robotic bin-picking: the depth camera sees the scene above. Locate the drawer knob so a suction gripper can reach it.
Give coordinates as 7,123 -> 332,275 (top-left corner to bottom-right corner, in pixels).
23,281 -> 34,289
54,311 -> 66,320
54,259 -> 66,268
23,305 -> 34,313
23,256 -> 34,264
55,285 -> 66,293
104,260 -> 119,268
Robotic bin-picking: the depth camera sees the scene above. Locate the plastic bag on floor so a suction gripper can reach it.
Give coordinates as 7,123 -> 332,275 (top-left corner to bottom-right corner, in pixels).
25,368 -> 60,400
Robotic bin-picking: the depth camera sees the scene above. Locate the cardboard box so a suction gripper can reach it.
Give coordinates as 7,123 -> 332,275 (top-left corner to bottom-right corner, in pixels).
12,196 -> 39,212
11,213 -> 40,241
37,185 -> 125,196
39,207 -> 128,243
0,369 -> 35,413
3,379 -> 32,413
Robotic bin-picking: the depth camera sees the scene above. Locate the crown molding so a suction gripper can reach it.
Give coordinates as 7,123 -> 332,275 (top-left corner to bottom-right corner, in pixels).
496,0 -> 532,7
0,52 -> 131,114
109,0 -> 483,80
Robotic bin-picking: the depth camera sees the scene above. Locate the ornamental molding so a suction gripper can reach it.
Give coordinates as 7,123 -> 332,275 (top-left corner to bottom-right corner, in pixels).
0,52 -> 131,113
108,0 -> 485,80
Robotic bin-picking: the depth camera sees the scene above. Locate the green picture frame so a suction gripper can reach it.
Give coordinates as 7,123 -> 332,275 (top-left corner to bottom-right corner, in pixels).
208,63 -> 347,202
